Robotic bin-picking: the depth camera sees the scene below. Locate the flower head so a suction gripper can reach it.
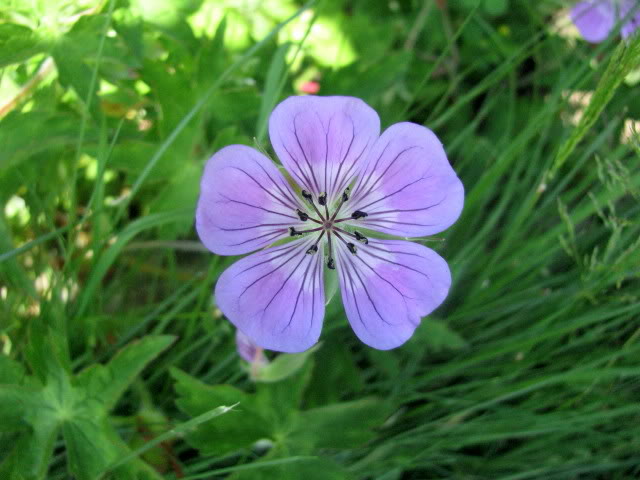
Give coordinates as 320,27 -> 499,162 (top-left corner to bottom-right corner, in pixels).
571,0 -> 640,43
196,96 -> 464,353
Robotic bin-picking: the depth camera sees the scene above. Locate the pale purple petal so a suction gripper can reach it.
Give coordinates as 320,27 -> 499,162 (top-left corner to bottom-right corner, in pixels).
196,145 -> 305,256
215,238 -> 325,353
620,0 -> 640,39
235,330 -> 268,365
269,96 -> 380,202
346,122 -> 464,237
334,237 -> 451,350
571,1 -> 616,43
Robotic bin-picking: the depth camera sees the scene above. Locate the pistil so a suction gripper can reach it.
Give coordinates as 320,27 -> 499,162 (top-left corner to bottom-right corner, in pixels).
289,187 -> 363,268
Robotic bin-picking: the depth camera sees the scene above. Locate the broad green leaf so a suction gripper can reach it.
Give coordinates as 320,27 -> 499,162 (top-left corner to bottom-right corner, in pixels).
290,398 -> 390,449
62,406 -> 120,480
0,337 -> 174,480
0,112 -> 92,174
0,24 -> 47,67
172,368 -> 272,455
76,335 -> 176,411
231,447 -> 352,480
0,385 -> 31,432
0,355 -> 26,385
255,345 -> 318,383
0,417 -> 59,480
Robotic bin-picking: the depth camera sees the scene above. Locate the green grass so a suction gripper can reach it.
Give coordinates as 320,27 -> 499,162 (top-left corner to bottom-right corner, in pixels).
1,0 -> 639,479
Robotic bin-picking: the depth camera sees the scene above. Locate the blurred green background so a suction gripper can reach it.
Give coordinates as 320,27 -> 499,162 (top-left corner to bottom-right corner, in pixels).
1,0 -> 640,478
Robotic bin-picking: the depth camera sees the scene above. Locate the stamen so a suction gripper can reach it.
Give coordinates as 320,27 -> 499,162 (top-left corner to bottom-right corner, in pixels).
351,210 -> 368,220
354,231 -> 369,244
307,230 -> 325,254
318,192 -> 327,206
296,209 -> 309,221
290,226 -> 322,236
333,230 -> 358,257
327,231 -> 335,269
301,189 -> 326,221
329,187 -> 352,222
301,190 -> 313,202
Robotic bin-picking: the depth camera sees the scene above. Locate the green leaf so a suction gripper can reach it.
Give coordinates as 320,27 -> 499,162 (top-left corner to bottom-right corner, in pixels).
0,337 -> 174,479
0,386 -> 31,432
231,450 -> 352,480
0,24 -> 47,67
290,398 -> 390,449
0,355 -> 26,385
76,335 -> 176,411
172,368 -> 272,455
255,345 -> 318,383
0,416 -> 59,480
0,112 -> 92,175
61,407 -> 120,480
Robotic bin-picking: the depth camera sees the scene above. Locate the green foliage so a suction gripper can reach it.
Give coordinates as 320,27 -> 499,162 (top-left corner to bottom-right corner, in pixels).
0,335 -> 174,479
1,0 -> 640,479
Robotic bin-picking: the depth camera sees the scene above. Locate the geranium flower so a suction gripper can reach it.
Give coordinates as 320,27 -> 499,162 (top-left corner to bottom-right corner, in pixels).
196,96 -> 464,353
571,0 -> 640,43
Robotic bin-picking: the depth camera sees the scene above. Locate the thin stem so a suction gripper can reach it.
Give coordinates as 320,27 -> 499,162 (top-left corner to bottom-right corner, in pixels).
293,226 -> 323,235
307,198 -> 326,221
333,226 -> 357,240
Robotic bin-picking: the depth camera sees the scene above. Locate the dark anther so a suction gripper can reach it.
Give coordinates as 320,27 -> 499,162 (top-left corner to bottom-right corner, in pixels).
306,245 -> 318,255
354,231 -> 369,244
318,192 -> 327,206
351,210 -> 368,220
347,243 -> 358,254
327,258 -> 336,270
301,190 -> 313,202
296,209 -> 309,221
289,227 -> 300,236
342,187 -> 350,202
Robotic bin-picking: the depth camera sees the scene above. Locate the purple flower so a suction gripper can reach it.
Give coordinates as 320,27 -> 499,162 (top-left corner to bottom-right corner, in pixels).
571,0 -> 640,43
235,329 -> 268,365
196,96 -> 464,353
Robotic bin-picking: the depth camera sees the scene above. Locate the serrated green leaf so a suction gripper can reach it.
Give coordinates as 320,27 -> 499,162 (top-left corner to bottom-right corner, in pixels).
76,335 -> 176,411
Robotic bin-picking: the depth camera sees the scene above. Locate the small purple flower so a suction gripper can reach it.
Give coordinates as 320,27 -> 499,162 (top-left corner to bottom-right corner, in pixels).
571,0 -> 640,43
196,96 -> 464,353
235,329 -> 268,365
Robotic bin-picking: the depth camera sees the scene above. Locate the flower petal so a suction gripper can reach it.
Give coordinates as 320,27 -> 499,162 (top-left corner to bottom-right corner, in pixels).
235,329 -> 268,365
196,145 -> 305,256
215,238 -> 325,353
269,95 -> 380,202
620,0 -> 640,39
571,1 -> 615,43
335,238 -> 451,350
347,122 -> 464,237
